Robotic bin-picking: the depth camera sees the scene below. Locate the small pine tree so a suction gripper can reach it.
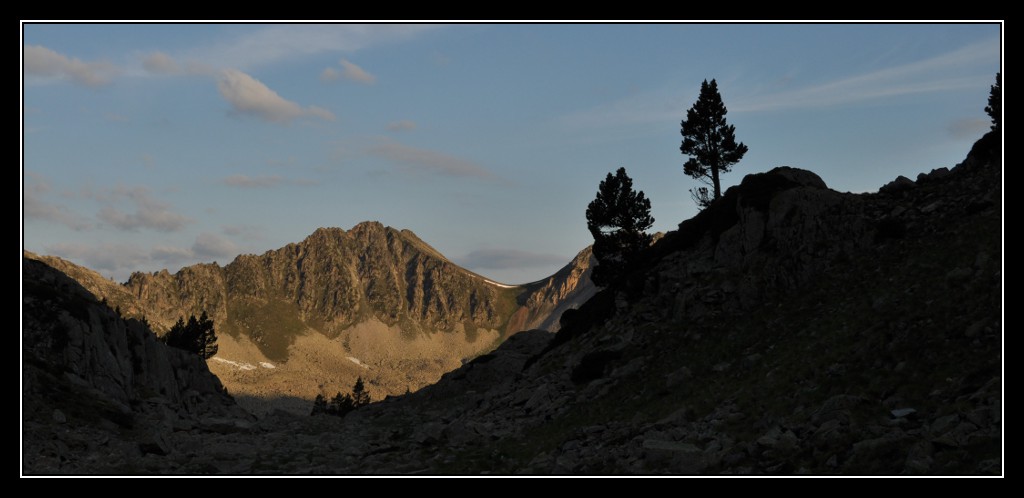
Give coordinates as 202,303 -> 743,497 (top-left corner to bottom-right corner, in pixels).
330,392 -> 355,417
985,72 -> 1001,131
163,311 -> 218,360
351,377 -> 371,408
311,394 -> 327,416
586,167 -> 654,286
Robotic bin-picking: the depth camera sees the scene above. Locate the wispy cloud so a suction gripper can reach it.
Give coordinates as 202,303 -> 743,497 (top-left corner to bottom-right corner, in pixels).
95,186 -> 191,232
320,67 -> 340,82
44,230 -> 243,281
142,51 -> 180,75
386,119 -> 417,132
191,232 -> 239,260
24,44 -> 118,87
222,174 -> 316,188
222,224 -> 264,241
184,24 -> 440,71
731,39 -> 999,112
560,38 -> 999,128
23,175 -> 92,230
366,139 -> 495,180
948,117 -> 990,139
45,242 -> 155,278
456,248 -> 568,270
339,59 -> 376,84
223,174 -> 285,188
150,245 -> 194,264
217,68 -> 335,124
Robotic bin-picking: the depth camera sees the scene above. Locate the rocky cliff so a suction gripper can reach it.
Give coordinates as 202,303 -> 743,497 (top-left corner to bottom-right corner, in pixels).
22,257 -> 252,474
512,246 -> 598,332
123,222 -> 519,348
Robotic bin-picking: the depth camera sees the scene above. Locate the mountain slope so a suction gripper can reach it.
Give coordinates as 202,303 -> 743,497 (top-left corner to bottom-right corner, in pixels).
27,221 -> 595,414
283,134 -> 999,475
22,257 -> 252,474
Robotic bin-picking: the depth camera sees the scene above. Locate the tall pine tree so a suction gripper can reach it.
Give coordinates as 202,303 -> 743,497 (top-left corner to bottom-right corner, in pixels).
680,79 -> 748,207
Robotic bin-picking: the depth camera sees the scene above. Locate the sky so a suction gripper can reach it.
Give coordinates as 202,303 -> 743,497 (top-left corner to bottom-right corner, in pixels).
21,22 -> 1002,285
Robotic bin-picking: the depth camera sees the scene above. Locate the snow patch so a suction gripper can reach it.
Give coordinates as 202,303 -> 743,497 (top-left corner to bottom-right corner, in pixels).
212,357 -> 256,371
347,356 -> 370,369
260,362 -> 276,369
483,279 -> 516,289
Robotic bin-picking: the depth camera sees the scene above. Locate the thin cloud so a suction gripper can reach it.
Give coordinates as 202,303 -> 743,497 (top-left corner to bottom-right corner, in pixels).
191,232 -> 239,260
44,242 -> 153,279
142,51 -> 180,75
217,68 -> 335,124
24,44 -> 118,87
457,248 -> 568,270
43,241 -> 198,281
339,59 -> 376,84
732,39 -> 999,112
320,67 -> 340,82
95,186 -> 191,232
560,38 -> 999,129
184,24 -> 440,71
150,245 -> 194,264
367,140 -> 495,180
386,120 -> 417,132
223,174 -> 316,188
23,176 -> 92,230
948,117 -> 990,139
223,174 -> 285,188
222,224 -> 264,241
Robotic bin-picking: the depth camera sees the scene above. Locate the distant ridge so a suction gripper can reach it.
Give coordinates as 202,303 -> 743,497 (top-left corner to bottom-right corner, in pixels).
26,221 -> 595,413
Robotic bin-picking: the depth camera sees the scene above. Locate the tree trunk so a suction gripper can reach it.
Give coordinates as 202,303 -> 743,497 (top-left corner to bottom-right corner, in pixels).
711,164 -> 721,200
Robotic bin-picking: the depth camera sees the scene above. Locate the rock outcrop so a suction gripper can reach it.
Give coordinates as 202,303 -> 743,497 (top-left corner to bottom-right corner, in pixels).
22,257 -> 251,474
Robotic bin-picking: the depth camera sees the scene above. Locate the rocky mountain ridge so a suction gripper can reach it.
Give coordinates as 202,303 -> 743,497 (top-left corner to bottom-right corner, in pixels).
25,221 -> 596,412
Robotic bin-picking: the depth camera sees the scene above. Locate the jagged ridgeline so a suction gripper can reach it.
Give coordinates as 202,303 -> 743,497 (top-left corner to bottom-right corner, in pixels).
25,221 -> 595,412
117,222 -> 564,361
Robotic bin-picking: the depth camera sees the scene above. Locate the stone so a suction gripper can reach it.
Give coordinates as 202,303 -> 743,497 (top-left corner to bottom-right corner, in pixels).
199,417 -> 253,434
890,408 -> 917,419
665,366 -> 692,388
920,201 -> 942,214
138,431 -> 172,456
642,439 -> 706,473
930,414 -> 959,434
52,409 -> 67,424
880,175 -> 916,194
946,267 -> 973,283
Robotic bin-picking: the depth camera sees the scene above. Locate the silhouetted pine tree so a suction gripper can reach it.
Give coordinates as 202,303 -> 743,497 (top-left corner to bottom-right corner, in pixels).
586,167 -> 654,286
986,72 -> 1001,131
163,311 -> 218,359
681,78 -> 748,207
351,377 -> 371,408
311,394 -> 327,415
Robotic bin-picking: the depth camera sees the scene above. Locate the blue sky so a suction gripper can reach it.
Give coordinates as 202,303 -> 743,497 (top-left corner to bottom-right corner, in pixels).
22,23 -> 1002,284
